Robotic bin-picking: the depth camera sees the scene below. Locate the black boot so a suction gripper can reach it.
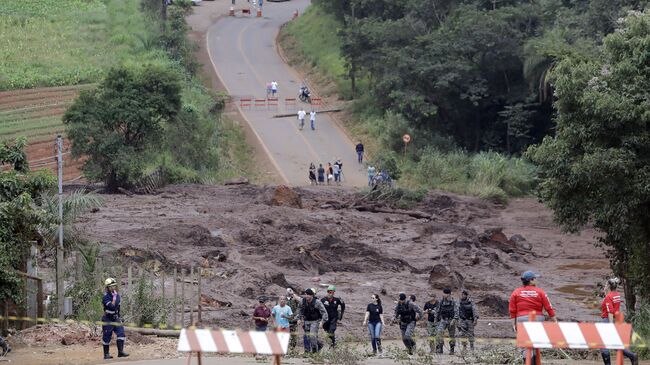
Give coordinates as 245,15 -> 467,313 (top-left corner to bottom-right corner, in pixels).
449,342 -> 455,355
117,340 -> 129,358
103,345 -> 113,359
376,339 -> 382,353
435,342 -> 443,354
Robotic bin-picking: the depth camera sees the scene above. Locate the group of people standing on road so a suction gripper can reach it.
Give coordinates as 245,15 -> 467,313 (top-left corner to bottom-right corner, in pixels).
297,107 -> 317,131
309,160 -> 343,185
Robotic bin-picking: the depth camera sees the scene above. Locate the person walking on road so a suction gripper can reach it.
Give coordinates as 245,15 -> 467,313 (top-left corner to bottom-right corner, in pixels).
367,165 -> 376,186
253,296 -> 272,331
393,293 -> 423,355
101,278 -> 128,360
271,296 -> 293,332
271,80 -> 278,96
509,271 -> 557,364
423,294 -> 439,353
599,278 -> 638,365
458,290 -> 479,352
300,288 -> 328,353
356,141 -> 364,164
317,164 -> 325,185
435,288 -> 459,354
321,285 -> 345,348
326,163 -> 334,185
332,162 -> 341,185
309,110 -> 316,130
363,294 -> 385,355
297,108 -> 306,130
309,163 -> 316,185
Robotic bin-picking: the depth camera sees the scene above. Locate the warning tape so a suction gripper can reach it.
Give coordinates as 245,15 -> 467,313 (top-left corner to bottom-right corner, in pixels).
0,315 -> 647,348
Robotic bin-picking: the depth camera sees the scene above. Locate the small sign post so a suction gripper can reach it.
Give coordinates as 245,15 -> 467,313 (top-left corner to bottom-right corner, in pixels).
402,133 -> 411,156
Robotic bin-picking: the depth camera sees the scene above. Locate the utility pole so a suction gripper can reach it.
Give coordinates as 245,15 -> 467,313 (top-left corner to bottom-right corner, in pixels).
56,135 -> 64,320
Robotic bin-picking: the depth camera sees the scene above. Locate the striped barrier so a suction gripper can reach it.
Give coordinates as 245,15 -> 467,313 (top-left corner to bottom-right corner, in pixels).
267,97 -> 279,110
310,97 -> 322,107
178,328 -> 289,365
254,99 -> 266,109
240,98 -> 252,109
284,98 -> 296,110
516,312 -> 632,365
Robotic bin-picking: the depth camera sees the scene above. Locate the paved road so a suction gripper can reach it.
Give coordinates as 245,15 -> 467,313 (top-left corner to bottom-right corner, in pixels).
206,0 -> 367,186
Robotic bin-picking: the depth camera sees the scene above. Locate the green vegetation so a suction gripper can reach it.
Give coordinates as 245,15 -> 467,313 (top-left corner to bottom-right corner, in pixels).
529,10 -> 650,312
0,0 -> 167,90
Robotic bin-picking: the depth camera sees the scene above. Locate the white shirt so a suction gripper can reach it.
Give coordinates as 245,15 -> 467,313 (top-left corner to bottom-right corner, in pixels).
298,110 -> 306,119
310,111 -> 316,121
271,81 -> 278,90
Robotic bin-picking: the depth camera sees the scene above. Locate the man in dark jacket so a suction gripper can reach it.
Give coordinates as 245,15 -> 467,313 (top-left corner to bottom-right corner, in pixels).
423,294 -> 440,353
458,290 -> 479,352
435,288 -> 459,354
355,141 -> 364,163
321,285 -> 345,348
102,278 -> 128,360
299,288 -> 328,353
393,293 -> 423,355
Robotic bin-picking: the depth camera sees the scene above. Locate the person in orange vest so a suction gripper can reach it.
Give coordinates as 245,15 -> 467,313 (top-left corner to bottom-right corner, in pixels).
509,271 -> 556,364
600,278 -> 638,365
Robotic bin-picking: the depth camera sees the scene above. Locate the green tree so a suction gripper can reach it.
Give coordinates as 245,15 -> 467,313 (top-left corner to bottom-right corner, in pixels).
528,10 -> 650,310
64,65 -> 182,192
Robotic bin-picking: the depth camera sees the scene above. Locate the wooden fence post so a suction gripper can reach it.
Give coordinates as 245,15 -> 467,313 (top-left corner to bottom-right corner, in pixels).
189,267 -> 194,325
161,270 -> 165,326
127,266 -> 132,315
173,267 -> 177,327
197,268 -> 202,324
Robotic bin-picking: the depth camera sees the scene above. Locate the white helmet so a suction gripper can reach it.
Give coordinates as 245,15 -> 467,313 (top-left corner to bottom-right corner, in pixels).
104,278 -> 117,287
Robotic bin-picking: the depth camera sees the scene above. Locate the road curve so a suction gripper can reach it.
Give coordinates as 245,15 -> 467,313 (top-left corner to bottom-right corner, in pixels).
206,0 -> 367,187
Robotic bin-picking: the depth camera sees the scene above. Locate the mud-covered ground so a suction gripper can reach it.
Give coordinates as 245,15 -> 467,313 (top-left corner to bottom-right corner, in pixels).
73,184 -> 606,341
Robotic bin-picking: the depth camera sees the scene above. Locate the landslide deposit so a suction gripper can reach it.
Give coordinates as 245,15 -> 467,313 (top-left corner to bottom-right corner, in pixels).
77,184 -> 607,340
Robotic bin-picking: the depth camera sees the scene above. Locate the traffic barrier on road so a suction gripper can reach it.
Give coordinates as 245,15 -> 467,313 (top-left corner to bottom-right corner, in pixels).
240,98 -> 252,109
516,312 -> 632,365
284,98 -> 296,109
242,8 -> 251,16
257,8 -> 262,17
178,328 -> 289,365
229,6 -> 235,16
254,99 -> 266,109
310,97 -> 322,107
267,97 -> 279,110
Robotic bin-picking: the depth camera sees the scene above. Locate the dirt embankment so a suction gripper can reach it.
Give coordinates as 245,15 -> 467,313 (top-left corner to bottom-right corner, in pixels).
73,184 -> 605,341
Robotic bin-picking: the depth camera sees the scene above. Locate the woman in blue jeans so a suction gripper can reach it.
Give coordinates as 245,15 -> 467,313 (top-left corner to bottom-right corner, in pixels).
363,294 -> 385,355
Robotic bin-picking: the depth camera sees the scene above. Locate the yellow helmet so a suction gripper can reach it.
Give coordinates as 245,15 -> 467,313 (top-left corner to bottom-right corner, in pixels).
104,278 -> 117,287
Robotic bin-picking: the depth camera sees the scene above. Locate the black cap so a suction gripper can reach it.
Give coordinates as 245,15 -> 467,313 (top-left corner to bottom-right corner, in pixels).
399,293 -> 407,300
305,288 -> 315,295
257,296 -> 266,303
443,288 -> 451,294
462,290 -> 468,295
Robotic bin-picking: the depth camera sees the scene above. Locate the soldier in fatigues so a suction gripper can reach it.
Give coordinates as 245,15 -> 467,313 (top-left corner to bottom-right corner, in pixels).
285,288 -> 301,351
435,288 -> 459,354
393,293 -> 423,355
321,285 -> 345,348
423,294 -> 439,353
458,290 -> 479,352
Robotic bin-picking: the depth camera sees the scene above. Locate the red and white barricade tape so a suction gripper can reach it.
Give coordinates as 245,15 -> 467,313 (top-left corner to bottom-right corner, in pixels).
516,321 -> 632,349
177,328 -> 290,355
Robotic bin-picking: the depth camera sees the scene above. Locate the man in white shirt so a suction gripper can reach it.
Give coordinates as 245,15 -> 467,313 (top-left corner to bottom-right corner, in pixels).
310,110 -> 316,130
271,80 -> 278,96
298,108 -> 306,130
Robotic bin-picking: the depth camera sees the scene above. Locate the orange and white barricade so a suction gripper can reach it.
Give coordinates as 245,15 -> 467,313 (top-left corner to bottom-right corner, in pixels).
267,97 -> 279,110
516,312 -> 632,365
310,97 -> 322,107
178,328 -> 290,365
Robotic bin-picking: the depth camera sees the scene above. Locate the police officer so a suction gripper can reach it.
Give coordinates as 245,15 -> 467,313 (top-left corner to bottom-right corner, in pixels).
423,294 -> 439,353
299,288 -> 328,353
458,290 -> 479,352
102,278 -> 128,359
285,288 -> 301,351
435,288 -> 459,354
393,293 -> 423,355
321,285 -> 345,348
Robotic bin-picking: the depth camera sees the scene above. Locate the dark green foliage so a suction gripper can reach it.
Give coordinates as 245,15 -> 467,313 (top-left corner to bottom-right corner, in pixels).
528,10 -> 650,308
0,139 -> 55,303
63,65 -> 182,191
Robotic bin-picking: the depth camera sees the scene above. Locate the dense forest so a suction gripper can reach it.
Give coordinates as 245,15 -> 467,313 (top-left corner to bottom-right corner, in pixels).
315,0 -> 648,154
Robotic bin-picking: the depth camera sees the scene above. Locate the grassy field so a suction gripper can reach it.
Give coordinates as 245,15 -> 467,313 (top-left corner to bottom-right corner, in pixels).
280,5 -> 537,202
0,0 -> 167,90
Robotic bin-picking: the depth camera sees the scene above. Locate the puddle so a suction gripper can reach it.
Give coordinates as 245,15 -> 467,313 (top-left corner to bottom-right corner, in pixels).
556,284 -> 598,304
557,261 -> 605,270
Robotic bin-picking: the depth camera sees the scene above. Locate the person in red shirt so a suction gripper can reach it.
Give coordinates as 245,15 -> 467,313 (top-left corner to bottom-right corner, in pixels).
510,271 -> 556,364
252,296 -> 272,332
600,278 -> 638,365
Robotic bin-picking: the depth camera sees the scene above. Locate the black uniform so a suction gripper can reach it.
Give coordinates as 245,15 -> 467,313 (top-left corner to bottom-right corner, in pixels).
321,296 -> 345,347
458,298 -> 478,350
435,298 -> 459,354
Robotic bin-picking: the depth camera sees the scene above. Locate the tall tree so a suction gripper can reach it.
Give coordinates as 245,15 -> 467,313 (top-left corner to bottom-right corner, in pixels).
64,65 -> 181,191
528,10 -> 650,310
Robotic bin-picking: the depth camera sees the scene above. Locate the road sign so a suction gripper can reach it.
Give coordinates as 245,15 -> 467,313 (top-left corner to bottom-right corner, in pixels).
402,134 -> 411,143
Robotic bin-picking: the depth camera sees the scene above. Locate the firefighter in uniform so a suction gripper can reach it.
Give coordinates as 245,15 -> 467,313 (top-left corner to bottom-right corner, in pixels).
393,293 -> 423,355
102,278 -> 129,359
299,288 -> 328,353
435,288 -> 459,354
458,290 -> 479,352
321,285 -> 345,348
423,294 -> 439,353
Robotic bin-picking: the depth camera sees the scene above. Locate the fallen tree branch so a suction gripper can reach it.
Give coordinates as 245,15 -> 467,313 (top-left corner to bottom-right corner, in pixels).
353,205 -> 432,220
125,327 -> 180,337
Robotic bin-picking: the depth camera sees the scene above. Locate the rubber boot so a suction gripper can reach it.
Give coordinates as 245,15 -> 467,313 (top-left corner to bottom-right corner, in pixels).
449,342 -> 455,355
103,345 -> 113,359
117,340 -> 129,358
376,338 -> 382,354
435,341 -> 443,354
630,352 -> 639,365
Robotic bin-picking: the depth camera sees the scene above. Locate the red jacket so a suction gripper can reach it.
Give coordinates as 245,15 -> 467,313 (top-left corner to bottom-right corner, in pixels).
509,285 -> 556,318
601,291 -> 622,319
